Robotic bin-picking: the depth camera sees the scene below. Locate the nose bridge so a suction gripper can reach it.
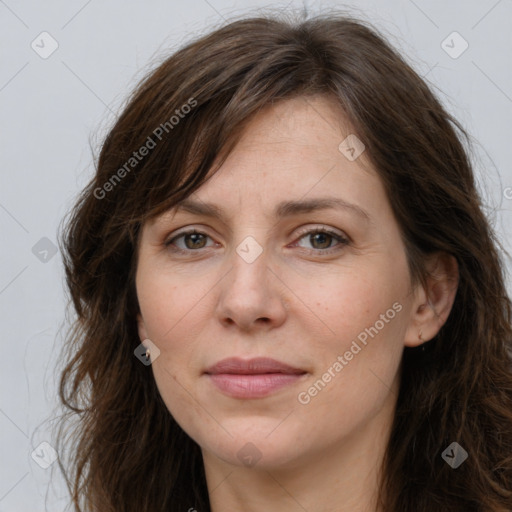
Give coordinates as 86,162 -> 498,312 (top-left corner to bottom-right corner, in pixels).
235,233 -> 266,266
228,233 -> 270,296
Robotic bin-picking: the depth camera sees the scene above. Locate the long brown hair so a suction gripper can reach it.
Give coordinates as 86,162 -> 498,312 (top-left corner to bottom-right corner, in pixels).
57,11 -> 512,511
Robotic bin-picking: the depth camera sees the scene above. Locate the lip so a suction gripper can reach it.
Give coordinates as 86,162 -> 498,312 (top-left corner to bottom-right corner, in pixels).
205,357 -> 305,375
204,357 -> 307,399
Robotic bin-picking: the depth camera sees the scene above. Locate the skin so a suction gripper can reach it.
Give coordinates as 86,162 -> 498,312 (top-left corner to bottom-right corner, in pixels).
135,95 -> 458,512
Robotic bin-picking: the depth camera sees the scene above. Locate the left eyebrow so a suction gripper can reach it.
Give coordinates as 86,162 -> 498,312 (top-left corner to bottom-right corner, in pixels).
171,196 -> 372,224
274,197 -> 372,224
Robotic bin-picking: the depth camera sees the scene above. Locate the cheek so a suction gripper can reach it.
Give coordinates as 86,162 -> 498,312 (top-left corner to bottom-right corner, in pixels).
136,265 -> 220,414
294,264 -> 408,401
296,266 -> 406,349
136,266 -> 213,347
136,270 -> 209,431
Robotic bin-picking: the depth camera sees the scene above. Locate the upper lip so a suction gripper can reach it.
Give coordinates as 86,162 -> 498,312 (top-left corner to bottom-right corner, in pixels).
205,357 -> 305,375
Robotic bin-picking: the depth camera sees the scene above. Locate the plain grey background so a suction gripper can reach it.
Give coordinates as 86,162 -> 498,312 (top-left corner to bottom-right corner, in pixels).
1,0 -> 511,510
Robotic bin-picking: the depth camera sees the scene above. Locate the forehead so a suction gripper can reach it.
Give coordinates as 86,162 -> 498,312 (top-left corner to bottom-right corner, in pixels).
192,97 -> 378,202
146,95 -> 391,231
234,95 -> 357,153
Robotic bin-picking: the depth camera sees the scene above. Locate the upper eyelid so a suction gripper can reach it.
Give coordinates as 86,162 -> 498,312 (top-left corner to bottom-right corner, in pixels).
167,224 -> 347,239
293,226 -> 349,243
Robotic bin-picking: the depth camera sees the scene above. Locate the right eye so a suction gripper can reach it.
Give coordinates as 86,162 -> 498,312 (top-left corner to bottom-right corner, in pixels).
164,229 -> 216,253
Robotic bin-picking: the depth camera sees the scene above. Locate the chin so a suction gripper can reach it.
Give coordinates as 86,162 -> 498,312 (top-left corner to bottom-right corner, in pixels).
199,421 -> 312,470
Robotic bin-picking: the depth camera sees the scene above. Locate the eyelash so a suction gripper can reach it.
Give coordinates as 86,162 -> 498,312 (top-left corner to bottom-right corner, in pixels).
164,227 -> 349,256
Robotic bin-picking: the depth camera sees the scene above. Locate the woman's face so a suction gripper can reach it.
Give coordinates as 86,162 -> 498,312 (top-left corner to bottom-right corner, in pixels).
135,95 -> 423,471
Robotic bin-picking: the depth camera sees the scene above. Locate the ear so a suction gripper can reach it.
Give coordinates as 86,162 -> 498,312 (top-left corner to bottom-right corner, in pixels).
404,252 -> 459,347
137,313 -> 148,342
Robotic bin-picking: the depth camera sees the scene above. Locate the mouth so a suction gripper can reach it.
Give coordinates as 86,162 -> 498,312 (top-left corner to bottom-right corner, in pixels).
204,357 -> 308,399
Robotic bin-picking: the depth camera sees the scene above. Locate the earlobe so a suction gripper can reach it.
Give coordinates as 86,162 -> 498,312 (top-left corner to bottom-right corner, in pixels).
404,252 -> 459,347
137,313 -> 148,342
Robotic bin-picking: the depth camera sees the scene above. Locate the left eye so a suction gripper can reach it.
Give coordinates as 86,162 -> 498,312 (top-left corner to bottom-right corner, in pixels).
294,229 -> 348,252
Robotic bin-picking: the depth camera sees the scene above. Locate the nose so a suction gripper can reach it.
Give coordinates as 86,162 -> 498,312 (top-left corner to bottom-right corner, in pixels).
214,243 -> 287,333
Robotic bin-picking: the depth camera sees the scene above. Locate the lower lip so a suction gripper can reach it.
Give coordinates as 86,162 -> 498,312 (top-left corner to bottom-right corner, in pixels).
207,373 -> 305,398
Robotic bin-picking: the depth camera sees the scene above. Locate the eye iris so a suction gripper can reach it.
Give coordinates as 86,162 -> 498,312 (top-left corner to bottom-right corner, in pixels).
310,232 -> 332,249
185,233 -> 206,249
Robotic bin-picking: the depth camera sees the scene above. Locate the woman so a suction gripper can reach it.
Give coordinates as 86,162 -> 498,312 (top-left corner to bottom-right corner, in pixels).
57,12 -> 512,512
